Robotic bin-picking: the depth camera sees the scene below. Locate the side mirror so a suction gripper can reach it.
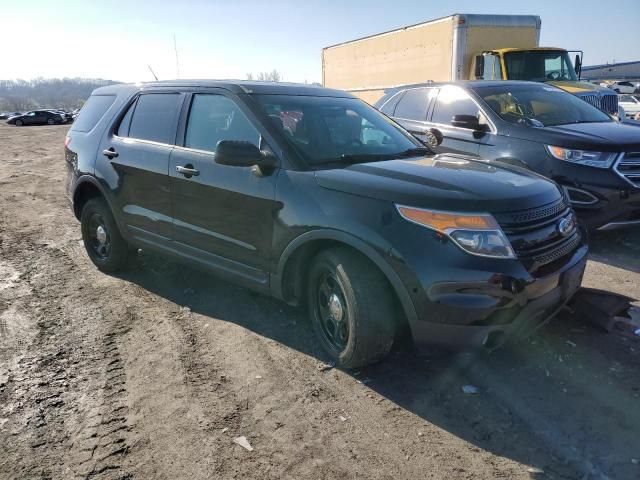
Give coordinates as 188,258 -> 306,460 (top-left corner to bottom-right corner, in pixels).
574,54 -> 582,80
451,114 -> 484,131
474,55 -> 485,80
215,140 -> 277,171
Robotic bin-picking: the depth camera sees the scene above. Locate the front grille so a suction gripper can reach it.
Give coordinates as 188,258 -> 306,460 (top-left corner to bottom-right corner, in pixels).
601,94 -> 619,115
494,198 -> 582,272
580,94 -> 600,110
577,93 -> 618,115
614,152 -> 640,188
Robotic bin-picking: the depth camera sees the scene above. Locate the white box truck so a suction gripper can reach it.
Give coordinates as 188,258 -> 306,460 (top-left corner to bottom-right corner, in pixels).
322,14 -> 618,115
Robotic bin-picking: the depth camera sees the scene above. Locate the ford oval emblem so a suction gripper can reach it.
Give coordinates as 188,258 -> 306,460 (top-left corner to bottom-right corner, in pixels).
558,215 -> 575,237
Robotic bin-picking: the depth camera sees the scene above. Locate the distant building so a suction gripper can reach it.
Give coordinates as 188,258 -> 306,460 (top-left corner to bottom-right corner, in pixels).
581,60 -> 640,82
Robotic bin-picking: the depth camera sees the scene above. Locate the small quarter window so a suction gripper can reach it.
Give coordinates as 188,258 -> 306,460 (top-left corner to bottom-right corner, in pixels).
71,95 -> 116,132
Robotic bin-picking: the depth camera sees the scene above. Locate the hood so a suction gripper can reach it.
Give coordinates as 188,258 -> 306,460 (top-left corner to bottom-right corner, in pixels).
509,121 -> 640,151
547,80 -> 612,94
314,154 -> 561,213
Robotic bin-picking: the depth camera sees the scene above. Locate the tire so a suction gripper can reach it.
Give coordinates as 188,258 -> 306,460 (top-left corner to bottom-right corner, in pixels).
80,197 -> 129,272
308,247 -> 396,368
15,119 -> 23,126
47,118 -> 54,125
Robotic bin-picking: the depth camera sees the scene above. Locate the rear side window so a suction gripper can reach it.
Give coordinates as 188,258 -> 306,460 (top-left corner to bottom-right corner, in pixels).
379,92 -> 404,116
394,88 -> 434,121
185,94 -> 260,152
127,93 -> 182,144
71,95 -> 116,132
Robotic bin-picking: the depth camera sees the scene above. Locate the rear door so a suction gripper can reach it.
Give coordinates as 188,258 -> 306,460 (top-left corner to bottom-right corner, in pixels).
391,87 -> 437,144
169,91 -> 279,280
98,91 -> 184,247
428,86 -> 483,156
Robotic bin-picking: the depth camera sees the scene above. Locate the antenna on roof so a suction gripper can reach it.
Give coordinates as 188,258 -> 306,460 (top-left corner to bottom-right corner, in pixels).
174,34 -> 180,79
148,65 -> 159,81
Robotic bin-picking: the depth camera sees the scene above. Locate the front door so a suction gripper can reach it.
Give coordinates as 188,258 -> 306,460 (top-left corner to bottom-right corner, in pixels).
428,86 -> 483,156
169,92 -> 279,280
98,92 -> 184,247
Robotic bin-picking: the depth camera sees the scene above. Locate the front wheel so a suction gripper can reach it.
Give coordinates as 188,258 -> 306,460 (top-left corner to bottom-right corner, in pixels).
80,198 -> 129,272
308,248 -> 396,368
15,119 -> 23,126
47,118 -> 54,125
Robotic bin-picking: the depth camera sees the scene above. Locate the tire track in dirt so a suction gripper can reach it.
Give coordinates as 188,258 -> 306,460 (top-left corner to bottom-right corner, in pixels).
0,215 -> 135,479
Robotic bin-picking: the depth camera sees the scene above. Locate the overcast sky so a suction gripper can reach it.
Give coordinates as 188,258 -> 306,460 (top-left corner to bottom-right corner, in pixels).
2,0 -> 638,83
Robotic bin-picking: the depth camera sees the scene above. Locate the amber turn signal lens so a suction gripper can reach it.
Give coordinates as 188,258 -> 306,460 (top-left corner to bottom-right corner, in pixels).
396,207 -> 498,232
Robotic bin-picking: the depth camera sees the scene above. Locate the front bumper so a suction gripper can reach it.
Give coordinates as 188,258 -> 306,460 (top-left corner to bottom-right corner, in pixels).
405,244 -> 588,350
566,183 -> 640,231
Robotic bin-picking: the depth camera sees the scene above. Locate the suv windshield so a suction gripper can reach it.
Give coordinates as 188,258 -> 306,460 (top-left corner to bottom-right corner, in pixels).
252,94 -> 423,166
504,50 -> 578,82
472,84 -> 612,127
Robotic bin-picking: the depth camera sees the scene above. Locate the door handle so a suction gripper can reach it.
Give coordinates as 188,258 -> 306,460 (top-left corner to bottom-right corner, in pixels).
176,165 -> 200,177
103,148 -> 119,158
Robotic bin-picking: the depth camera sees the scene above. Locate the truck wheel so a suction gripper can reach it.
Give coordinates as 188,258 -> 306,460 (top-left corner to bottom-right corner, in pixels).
81,198 -> 129,272
308,247 -> 395,368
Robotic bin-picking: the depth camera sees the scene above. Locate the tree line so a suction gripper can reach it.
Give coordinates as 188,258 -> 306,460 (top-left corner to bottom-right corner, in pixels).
0,78 -> 117,111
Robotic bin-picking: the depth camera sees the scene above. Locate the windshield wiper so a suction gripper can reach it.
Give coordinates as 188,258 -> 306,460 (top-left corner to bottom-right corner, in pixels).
395,146 -> 432,157
314,147 -> 432,166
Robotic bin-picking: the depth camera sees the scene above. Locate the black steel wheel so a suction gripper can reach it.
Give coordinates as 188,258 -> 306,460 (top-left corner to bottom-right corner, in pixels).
81,198 -> 129,272
308,247 -> 396,368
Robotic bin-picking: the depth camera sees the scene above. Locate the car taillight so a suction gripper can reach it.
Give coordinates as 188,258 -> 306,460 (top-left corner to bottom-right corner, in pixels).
64,136 -> 71,148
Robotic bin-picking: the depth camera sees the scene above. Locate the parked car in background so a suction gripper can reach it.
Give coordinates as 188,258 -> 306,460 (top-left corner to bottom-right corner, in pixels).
45,109 -> 69,123
602,81 -> 639,94
0,111 -> 21,119
6,110 -> 65,126
65,80 -> 587,366
618,95 -> 640,119
376,81 -> 640,231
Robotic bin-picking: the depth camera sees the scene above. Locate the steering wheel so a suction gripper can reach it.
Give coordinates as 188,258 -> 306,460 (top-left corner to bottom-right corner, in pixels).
546,71 -> 560,81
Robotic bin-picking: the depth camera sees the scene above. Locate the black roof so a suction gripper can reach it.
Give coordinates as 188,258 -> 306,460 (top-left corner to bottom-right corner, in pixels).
93,80 -> 354,98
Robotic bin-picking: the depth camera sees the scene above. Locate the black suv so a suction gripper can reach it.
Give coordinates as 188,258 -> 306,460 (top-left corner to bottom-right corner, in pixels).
375,81 -> 640,231
66,81 -> 587,367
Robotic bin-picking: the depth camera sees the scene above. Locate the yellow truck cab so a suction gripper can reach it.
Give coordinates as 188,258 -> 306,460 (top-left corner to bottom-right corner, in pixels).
473,47 -> 619,115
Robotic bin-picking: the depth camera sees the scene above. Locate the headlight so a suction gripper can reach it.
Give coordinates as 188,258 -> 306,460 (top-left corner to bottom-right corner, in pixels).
396,206 -> 516,259
545,145 -> 618,168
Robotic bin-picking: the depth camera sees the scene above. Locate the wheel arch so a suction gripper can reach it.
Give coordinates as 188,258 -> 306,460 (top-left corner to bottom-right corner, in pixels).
72,176 -> 114,220
272,229 -> 418,325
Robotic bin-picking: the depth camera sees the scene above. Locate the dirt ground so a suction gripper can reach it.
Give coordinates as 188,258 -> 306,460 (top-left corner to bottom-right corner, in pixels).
0,123 -> 639,480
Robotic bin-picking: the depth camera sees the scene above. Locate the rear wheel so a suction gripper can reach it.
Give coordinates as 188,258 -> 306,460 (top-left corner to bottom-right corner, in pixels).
308,248 -> 395,368
15,119 -> 23,126
81,198 -> 129,272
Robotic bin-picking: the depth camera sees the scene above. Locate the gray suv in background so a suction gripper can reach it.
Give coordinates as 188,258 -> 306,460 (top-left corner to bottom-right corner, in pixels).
375,81 -> 640,231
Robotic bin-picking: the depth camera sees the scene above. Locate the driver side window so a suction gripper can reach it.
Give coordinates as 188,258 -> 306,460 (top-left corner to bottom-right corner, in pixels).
431,87 -> 479,126
185,94 -> 260,153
